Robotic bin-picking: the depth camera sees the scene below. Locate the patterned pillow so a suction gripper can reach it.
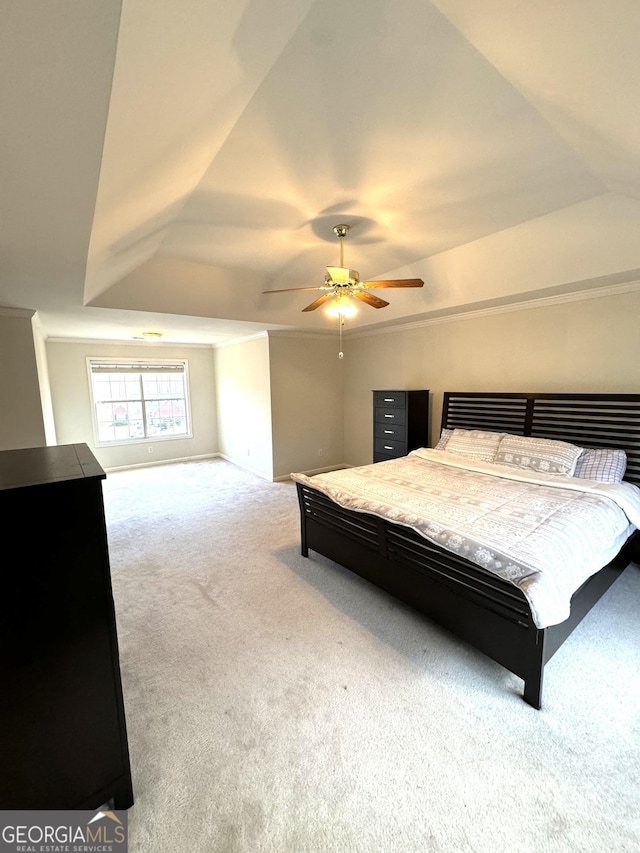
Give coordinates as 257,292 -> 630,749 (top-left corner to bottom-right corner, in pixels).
573,448 -> 627,483
434,428 -> 453,450
444,429 -> 505,463
495,434 -> 582,476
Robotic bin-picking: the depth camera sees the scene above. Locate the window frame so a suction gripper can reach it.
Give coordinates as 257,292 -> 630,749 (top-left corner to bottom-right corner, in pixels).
86,357 -> 193,447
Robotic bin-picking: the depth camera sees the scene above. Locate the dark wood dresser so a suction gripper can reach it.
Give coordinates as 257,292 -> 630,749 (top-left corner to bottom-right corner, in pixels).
373,390 -> 430,462
0,443 -> 133,809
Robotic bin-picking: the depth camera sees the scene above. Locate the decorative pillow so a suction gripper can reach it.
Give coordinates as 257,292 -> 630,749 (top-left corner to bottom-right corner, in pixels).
434,428 -> 453,450
573,448 -> 627,483
495,434 -> 582,475
444,429 -> 505,463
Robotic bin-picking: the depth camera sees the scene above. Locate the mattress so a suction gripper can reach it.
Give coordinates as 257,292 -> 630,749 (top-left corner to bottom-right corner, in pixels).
292,448 -> 640,628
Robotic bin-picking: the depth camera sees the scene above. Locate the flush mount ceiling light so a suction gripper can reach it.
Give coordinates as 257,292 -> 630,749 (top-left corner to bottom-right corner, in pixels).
142,331 -> 162,341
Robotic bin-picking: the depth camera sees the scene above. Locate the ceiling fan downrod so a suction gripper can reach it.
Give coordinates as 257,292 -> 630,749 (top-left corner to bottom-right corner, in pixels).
333,223 -> 350,268
333,225 -> 351,358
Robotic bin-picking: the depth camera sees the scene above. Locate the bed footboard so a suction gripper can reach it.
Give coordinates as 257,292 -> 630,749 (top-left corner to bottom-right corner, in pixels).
297,481 -> 548,708
297,482 -> 635,708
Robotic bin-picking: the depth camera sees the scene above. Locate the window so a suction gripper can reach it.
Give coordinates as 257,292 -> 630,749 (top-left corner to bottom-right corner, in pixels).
88,359 -> 192,445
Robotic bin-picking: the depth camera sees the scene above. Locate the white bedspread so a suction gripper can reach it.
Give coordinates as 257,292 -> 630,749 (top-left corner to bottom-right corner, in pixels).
292,449 -> 640,628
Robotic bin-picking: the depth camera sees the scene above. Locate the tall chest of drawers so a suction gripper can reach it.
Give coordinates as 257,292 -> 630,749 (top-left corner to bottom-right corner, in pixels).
373,390 -> 430,462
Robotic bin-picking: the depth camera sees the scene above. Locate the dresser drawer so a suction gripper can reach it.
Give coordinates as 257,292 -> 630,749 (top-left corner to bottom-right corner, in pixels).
374,407 -> 407,426
374,437 -> 406,457
373,391 -> 406,409
374,421 -> 406,441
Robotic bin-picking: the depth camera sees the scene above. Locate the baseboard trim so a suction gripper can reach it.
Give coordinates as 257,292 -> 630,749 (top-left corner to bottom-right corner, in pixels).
217,453 -> 274,481
103,452 -> 220,473
103,454 -> 352,481
275,463 -> 351,482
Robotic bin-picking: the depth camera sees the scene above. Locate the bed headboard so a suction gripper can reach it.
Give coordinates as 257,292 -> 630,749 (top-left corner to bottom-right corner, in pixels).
441,392 -> 640,486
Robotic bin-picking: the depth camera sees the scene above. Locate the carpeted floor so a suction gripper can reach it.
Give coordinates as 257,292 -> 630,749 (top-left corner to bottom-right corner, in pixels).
102,458 -> 640,852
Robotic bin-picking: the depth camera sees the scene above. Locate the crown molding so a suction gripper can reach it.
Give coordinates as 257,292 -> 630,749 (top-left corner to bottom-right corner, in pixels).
213,331 -> 269,348
348,279 -> 640,339
266,329 -> 335,341
213,328 -> 336,347
45,336 -> 213,348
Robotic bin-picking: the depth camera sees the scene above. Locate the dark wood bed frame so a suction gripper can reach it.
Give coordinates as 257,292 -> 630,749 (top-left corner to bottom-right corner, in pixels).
296,392 -> 640,708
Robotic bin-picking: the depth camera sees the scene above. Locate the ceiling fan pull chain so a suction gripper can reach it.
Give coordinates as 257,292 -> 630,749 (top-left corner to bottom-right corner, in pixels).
338,316 -> 344,359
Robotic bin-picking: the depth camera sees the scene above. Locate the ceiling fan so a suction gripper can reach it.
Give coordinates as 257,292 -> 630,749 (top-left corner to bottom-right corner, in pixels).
262,223 -> 424,316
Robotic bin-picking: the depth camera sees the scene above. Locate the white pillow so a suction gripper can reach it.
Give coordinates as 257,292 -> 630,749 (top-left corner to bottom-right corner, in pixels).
434,428 -> 453,450
444,429 -> 505,463
573,448 -> 627,483
495,434 -> 582,475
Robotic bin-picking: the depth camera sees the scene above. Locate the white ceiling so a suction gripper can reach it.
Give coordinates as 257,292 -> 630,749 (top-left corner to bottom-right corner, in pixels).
2,0 -> 640,346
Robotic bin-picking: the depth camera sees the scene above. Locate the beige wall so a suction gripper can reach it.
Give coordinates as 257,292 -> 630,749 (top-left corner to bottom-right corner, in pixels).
47,340 -> 217,470
32,319 -> 57,445
4,287 -> 638,477
0,311 -> 47,450
214,334 -> 273,479
343,288 -> 640,467
268,333 -> 344,479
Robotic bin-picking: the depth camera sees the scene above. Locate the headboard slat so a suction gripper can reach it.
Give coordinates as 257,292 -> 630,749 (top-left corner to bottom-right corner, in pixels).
445,395 -> 528,435
442,392 -> 640,486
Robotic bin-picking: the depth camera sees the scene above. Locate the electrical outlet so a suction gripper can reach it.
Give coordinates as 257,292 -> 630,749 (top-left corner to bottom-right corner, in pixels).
148,445 -> 154,454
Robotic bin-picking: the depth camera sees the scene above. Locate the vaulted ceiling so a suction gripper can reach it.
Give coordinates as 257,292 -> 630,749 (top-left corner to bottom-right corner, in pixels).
3,0 -> 640,344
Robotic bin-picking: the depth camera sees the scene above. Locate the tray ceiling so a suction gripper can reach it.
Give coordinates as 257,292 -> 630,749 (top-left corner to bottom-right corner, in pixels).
2,0 -> 640,344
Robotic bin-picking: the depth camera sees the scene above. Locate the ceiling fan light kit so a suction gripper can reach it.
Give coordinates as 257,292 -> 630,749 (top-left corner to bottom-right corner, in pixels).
325,292 -> 358,319
263,222 -> 424,356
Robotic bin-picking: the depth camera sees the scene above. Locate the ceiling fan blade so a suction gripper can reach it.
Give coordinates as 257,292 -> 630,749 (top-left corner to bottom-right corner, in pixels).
353,291 -> 389,309
301,293 -> 336,312
362,278 -> 424,288
263,286 -> 324,294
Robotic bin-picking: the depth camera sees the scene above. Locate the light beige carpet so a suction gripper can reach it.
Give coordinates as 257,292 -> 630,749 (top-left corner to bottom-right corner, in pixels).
102,458 -> 640,853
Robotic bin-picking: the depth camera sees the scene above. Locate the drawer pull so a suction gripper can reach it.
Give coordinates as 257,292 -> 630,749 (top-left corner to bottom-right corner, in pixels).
384,414 -> 394,418
384,445 -> 394,450
384,398 -> 395,402
384,430 -> 393,434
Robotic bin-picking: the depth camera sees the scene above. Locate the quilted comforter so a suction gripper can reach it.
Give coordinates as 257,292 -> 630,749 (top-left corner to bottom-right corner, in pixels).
292,448 -> 640,628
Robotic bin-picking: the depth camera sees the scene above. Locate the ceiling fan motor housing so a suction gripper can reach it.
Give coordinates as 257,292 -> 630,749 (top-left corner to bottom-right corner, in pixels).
326,266 -> 360,286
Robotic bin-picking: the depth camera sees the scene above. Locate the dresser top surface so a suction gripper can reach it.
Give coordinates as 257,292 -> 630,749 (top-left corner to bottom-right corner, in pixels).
0,443 -> 104,491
